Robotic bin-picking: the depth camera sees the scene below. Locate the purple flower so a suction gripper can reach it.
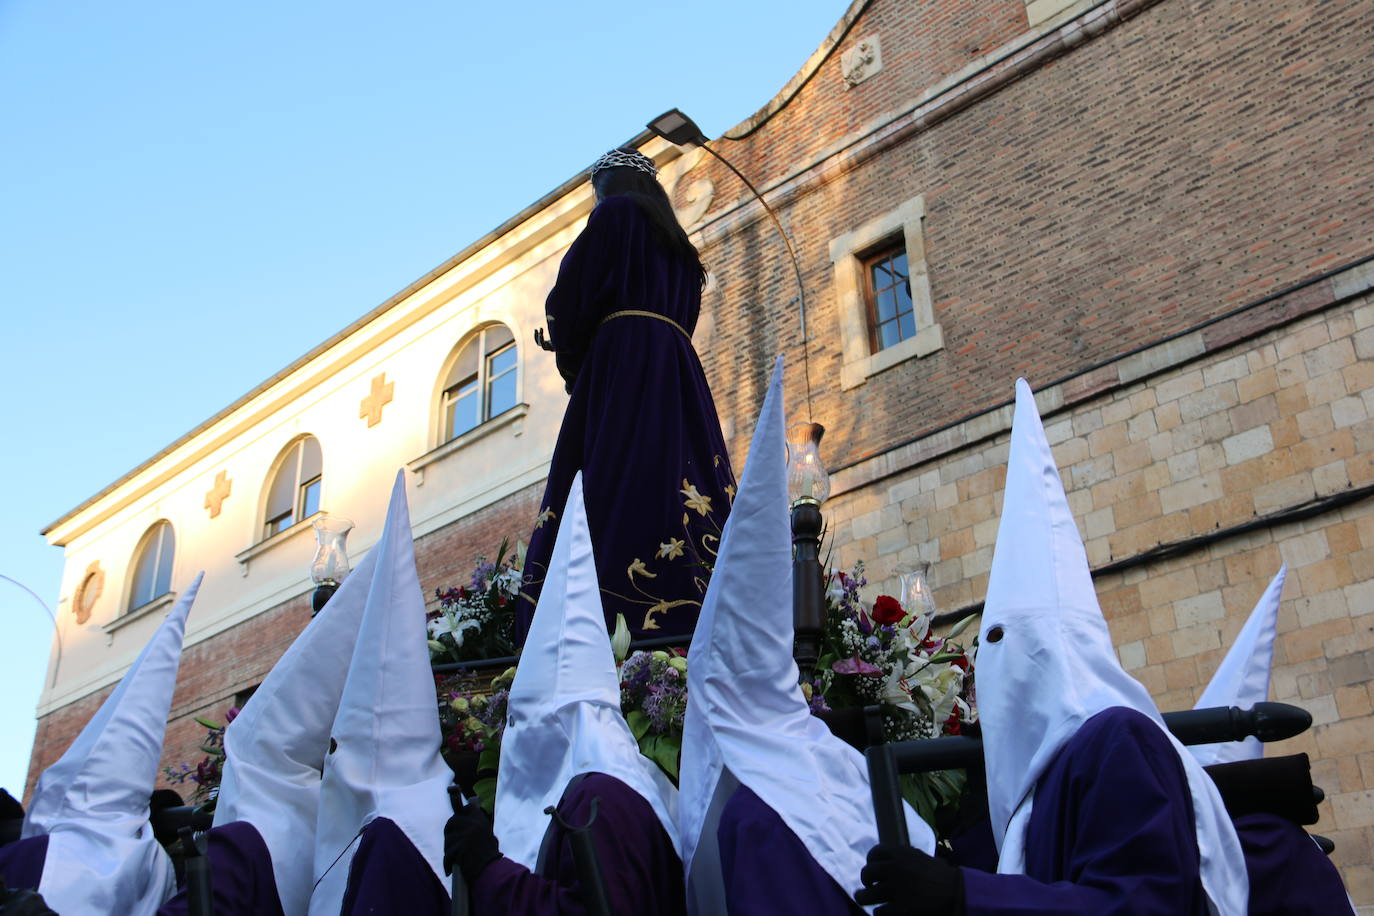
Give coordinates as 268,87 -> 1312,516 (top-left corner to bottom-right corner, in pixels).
833,654 -> 883,676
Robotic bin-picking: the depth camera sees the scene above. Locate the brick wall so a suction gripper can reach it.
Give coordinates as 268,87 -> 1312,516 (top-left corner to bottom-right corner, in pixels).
689,0 -> 1374,476
822,289 -> 1374,901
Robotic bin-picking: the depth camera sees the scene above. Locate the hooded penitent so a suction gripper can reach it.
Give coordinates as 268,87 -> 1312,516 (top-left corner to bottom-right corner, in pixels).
1190,566 -> 1286,767
679,356 -> 934,913
494,472 -> 680,870
23,572 -> 203,916
977,379 -> 1247,914
214,507 -> 383,916
309,471 -> 453,916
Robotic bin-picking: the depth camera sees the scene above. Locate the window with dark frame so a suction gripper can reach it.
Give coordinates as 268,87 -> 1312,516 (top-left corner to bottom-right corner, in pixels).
442,324 -> 518,441
262,436 -> 323,540
863,241 -> 916,353
127,521 -> 175,612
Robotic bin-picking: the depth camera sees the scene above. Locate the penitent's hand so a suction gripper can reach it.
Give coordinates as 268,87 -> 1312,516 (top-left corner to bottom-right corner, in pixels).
534,327 -> 555,351
444,790 -> 502,883
855,842 -> 965,915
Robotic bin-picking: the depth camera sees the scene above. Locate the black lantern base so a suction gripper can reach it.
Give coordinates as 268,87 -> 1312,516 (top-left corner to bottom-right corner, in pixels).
791,497 -> 825,686
311,582 -> 338,616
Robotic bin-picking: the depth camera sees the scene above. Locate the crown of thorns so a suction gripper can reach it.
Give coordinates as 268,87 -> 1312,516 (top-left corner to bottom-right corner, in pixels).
590,148 -> 658,178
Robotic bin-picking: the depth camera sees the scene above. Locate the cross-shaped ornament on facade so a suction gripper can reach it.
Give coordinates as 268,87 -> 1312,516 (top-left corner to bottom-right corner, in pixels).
360,373 -> 394,428
204,470 -> 232,518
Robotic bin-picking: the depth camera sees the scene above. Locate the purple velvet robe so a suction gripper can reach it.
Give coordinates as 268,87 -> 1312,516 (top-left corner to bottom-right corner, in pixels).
717,783 -> 863,915
518,195 -> 736,643
339,816 -> 449,916
472,772 -> 685,914
1233,813 -> 1354,915
0,834 -> 47,893
157,821 -> 284,916
961,706 -> 1211,914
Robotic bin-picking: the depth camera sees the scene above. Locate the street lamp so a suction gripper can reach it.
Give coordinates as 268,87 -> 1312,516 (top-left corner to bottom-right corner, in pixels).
647,109 -> 814,416
648,108 -> 829,686
310,514 -> 353,615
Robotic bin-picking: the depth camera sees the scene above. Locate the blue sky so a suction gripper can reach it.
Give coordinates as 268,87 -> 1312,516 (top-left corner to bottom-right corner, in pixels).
0,0 -> 848,793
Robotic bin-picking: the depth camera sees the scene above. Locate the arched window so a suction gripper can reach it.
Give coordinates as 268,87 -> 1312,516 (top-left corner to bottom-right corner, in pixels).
262,436 -> 322,539
441,324 -> 517,441
128,521 -> 175,612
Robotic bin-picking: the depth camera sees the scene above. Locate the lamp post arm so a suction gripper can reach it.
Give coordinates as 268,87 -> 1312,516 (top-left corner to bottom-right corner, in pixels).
696,143 -> 814,419
1,573 -> 62,687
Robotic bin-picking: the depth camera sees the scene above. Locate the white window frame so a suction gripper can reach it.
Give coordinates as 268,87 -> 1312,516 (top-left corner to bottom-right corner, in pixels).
438,325 -> 519,444
829,194 -> 943,390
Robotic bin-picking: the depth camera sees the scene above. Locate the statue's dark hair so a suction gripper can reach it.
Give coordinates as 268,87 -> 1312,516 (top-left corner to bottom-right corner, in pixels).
592,155 -> 707,288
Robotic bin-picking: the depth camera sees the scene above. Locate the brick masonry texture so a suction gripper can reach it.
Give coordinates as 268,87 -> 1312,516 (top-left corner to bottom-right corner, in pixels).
25,0 -> 1374,903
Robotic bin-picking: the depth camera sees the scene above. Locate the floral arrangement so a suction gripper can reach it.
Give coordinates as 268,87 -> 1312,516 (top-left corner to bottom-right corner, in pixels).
426,540 -> 522,663
163,707 -> 238,809
435,667 -> 514,813
816,561 -> 978,823
618,644 -> 688,782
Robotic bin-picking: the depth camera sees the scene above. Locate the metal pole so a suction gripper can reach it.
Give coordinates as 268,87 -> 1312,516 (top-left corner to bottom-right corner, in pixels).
446,787 -> 470,916
545,800 -> 612,916
178,826 -> 213,916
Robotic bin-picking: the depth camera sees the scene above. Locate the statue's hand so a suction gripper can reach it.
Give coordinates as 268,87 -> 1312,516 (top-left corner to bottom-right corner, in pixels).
534,327 -> 555,352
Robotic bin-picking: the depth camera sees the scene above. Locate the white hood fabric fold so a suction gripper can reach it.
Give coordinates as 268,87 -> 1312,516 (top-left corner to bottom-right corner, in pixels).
494,472 -> 680,870
309,470 -> 453,915
978,379 -> 1247,915
1191,566 -> 1286,767
215,516 -> 381,916
24,572 -> 203,916
679,356 -> 934,913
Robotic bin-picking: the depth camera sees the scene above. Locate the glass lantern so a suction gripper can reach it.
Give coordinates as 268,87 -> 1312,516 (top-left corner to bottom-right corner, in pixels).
786,422 -> 831,506
310,514 -> 354,587
897,561 -> 937,618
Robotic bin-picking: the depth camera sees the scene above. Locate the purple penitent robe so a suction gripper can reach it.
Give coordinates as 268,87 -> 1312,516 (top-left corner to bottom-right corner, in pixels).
961,706 -> 1212,915
717,783 -> 863,916
472,772 -> 685,915
518,194 -> 736,643
339,816 -> 449,916
1232,813 -> 1354,915
156,821 -> 284,916
0,834 -> 48,893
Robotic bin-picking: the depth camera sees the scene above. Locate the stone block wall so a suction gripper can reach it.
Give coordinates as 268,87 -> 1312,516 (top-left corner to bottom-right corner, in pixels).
823,287 -> 1374,901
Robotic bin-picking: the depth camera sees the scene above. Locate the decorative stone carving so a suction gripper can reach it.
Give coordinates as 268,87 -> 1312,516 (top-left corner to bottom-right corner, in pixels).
74,560 -> 104,625
359,372 -> 394,428
841,35 -> 883,88
662,147 -> 715,232
204,469 -> 232,518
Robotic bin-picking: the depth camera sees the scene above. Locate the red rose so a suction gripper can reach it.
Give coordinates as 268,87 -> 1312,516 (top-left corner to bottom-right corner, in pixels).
943,713 -> 962,736
872,595 -> 905,625
951,655 -> 969,671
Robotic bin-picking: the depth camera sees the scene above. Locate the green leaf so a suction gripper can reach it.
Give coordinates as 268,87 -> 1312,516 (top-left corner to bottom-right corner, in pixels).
193,717 -> 222,730
477,746 -> 501,775
649,734 -> 680,783
626,709 -> 652,742
945,612 -> 980,639
199,745 -> 225,756
473,777 -> 498,816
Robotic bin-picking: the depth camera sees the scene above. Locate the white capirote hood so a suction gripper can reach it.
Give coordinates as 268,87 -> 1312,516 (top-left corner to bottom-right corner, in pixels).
494,472 -> 680,870
1190,565 -> 1286,767
309,470 -> 453,915
24,572 -> 203,916
214,514 -> 382,916
679,356 -> 934,913
978,379 -> 1247,915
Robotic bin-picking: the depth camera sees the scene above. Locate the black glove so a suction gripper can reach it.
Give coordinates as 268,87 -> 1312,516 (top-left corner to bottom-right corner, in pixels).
854,842 -> 965,915
0,879 -> 59,916
443,795 -> 502,883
